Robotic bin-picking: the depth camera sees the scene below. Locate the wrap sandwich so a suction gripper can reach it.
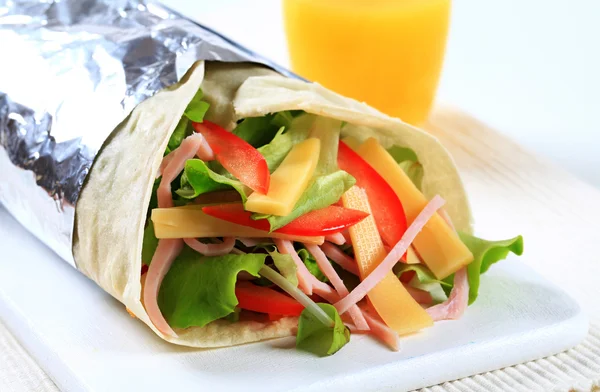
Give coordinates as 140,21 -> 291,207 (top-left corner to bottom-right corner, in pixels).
73,60 -> 523,355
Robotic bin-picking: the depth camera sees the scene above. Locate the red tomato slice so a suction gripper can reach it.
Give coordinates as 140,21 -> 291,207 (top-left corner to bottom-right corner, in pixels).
268,314 -> 286,321
193,121 -> 270,194
202,203 -> 369,236
202,203 -> 271,231
236,282 -> 305,316
337,141 -> 407,246
283,205 -> 369,236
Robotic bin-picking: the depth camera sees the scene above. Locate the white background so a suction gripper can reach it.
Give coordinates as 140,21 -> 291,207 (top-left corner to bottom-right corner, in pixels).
162,0 -> 600,187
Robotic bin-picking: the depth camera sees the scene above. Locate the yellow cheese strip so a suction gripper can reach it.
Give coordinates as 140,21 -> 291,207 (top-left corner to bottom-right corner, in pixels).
245,138 -> 320,216
152,205 -> 324,245
355,138 -> 473,279
342,186 -> 433,335
405,246 -> 421,265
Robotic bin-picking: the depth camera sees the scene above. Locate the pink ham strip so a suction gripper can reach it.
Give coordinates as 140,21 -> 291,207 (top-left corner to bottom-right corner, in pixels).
157,151 -> 175,178
195,139 -> 215,161
334,195 -> 446,314
363,311 -> 399,351
403,284 -> 433,305
304,270 -> 343,304
184,237 -> 235,256
274,239 -> 314,295
426,267 -> 469,321
311,279 -> 339,301
320,242 -> 359,276
341,230 -> 352,246
438,207 -> 456,231
312,283 -> 396,349
325,233 -> 346,245
157,134 -> 214,178
238,237 -> 268,247
304,272 -> 343,308
143,238 -> 184,337
145,134 -> 214,336
341,312 -> 368,333
158,133 -> 208,208
305,244 -> 369,331
425,204 -> 469,320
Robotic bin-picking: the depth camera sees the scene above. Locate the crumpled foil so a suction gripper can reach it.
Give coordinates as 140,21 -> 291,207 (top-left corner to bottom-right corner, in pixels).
0,0 -> 293,265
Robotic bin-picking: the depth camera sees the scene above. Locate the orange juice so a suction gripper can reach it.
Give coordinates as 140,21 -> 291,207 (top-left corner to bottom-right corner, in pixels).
283,0 -> 450,125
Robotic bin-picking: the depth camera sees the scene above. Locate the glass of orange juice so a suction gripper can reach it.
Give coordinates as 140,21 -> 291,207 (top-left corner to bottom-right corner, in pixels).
283,0 -> 451,126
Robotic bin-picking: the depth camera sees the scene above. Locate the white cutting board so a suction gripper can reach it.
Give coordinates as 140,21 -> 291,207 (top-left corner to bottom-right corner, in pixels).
0,205 -> 587,392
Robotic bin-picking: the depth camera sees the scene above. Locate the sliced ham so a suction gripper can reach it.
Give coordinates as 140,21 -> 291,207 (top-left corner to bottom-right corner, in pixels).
157,151 -> 175,179
184,237 -> 235,256
426,267 -> 469,321
362,310 -> 399,351
335,195 -> 446,314
325,233 -> 346,245
143,238 -> 184,337
305,244 -> 369,331
311,279 -> 339,301
341,229 -> 352,246
403,284 -> 433,305
195,139 -> 215,161
438,207 -> 456,231
158,133 -> 208,208
320,242 -> 359,276
146,134 -> 214,336
274,239 -> 314,295
313,284 -> 396,349
157,133 -> 214,179
238,237 -> 268,248
424,204 -> 469,321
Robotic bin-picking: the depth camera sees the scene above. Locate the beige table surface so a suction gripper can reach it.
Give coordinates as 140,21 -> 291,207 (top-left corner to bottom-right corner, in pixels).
1,108 -> 599,391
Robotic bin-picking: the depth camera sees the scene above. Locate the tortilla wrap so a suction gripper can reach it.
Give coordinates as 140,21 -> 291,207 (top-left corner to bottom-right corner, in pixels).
73,60 -> 473,347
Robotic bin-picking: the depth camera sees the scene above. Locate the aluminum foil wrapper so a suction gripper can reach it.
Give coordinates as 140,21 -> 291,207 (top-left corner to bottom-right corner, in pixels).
0,0 -> 294,266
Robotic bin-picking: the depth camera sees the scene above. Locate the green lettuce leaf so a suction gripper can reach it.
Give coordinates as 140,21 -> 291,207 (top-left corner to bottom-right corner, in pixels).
233,116 -> 279,148
141,221 -> 159,266
158,247 -> 266,329
394,263 -> 451,287
209,111 -> 300,179
233,111 -> 295,148
297,248 -> 328,282
271,111 -> 297,129
183,88 -> 210,122
166,88 -> 209,153
166,117 -> 191,153
443,233 -> 524,304
386,145 -> 418,163
176,159 -> 249,201
386,145 -> 424,190
253,115 -> 354,230
296,303 -> 350,357
310,116 -> 341,176
257,114 -> 314,172
268,249 -> 298,287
